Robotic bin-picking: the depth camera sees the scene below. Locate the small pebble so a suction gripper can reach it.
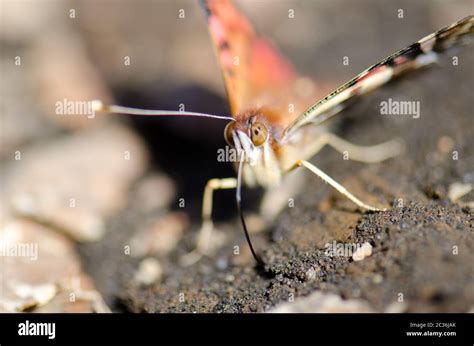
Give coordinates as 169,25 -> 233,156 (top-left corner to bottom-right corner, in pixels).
373,274 -> 383,284
352,242 -> 373,262
448,182 -> 472,202
216,257 -> 228,270
134,258 -> 162,285
305,267 -> 317,281
437,135 -> 454,153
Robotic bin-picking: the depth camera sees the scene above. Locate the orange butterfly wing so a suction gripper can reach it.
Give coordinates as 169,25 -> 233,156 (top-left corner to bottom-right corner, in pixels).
201,0 -> 321,127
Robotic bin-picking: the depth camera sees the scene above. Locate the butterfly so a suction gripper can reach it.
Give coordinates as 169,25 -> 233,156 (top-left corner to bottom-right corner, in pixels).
94,0 -> 473,266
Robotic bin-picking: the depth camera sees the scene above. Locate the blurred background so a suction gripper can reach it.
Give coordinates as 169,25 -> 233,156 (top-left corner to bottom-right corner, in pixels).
1,0 -> 472,312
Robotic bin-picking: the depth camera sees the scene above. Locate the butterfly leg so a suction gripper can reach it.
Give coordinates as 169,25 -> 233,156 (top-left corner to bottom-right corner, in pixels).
303,132 -> 404,164
180,177 -> 237,266
287,160 -> 385,211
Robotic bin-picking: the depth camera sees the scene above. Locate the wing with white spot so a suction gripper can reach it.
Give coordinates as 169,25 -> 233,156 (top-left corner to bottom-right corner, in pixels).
283,15 -> 474,139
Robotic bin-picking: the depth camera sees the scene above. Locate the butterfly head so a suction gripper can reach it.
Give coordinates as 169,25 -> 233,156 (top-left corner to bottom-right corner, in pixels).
224,112 -> 270,166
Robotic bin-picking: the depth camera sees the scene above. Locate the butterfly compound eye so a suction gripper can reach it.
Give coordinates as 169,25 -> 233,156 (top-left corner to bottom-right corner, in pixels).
250,122 -> 268,147
224,121 -> 235,147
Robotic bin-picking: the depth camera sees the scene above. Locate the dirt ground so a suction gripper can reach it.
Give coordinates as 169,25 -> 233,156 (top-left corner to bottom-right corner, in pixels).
2,1 -> 473,313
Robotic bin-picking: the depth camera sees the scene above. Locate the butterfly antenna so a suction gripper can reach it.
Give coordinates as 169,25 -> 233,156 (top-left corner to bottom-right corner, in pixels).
92,100 -> 234,121
236,152 -> 264,265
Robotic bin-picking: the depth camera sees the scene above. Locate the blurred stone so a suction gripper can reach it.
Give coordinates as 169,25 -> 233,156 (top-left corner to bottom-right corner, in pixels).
2,124 -> 148,242
134,174 -> 176,212
129,212 -> 188,258
133,258 -> 163,285
0,219 -> 109,312
2,1 -> 112,130
9,283 -> 58,310
437,136 -> 454,154
270,291 -> 374,313
0,56 -> 56,158
1,1 -> 68,41
30,37 -> 113,129
447,182 -> 472,203
352,242 -> 373,262
384,302 -> 408,313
